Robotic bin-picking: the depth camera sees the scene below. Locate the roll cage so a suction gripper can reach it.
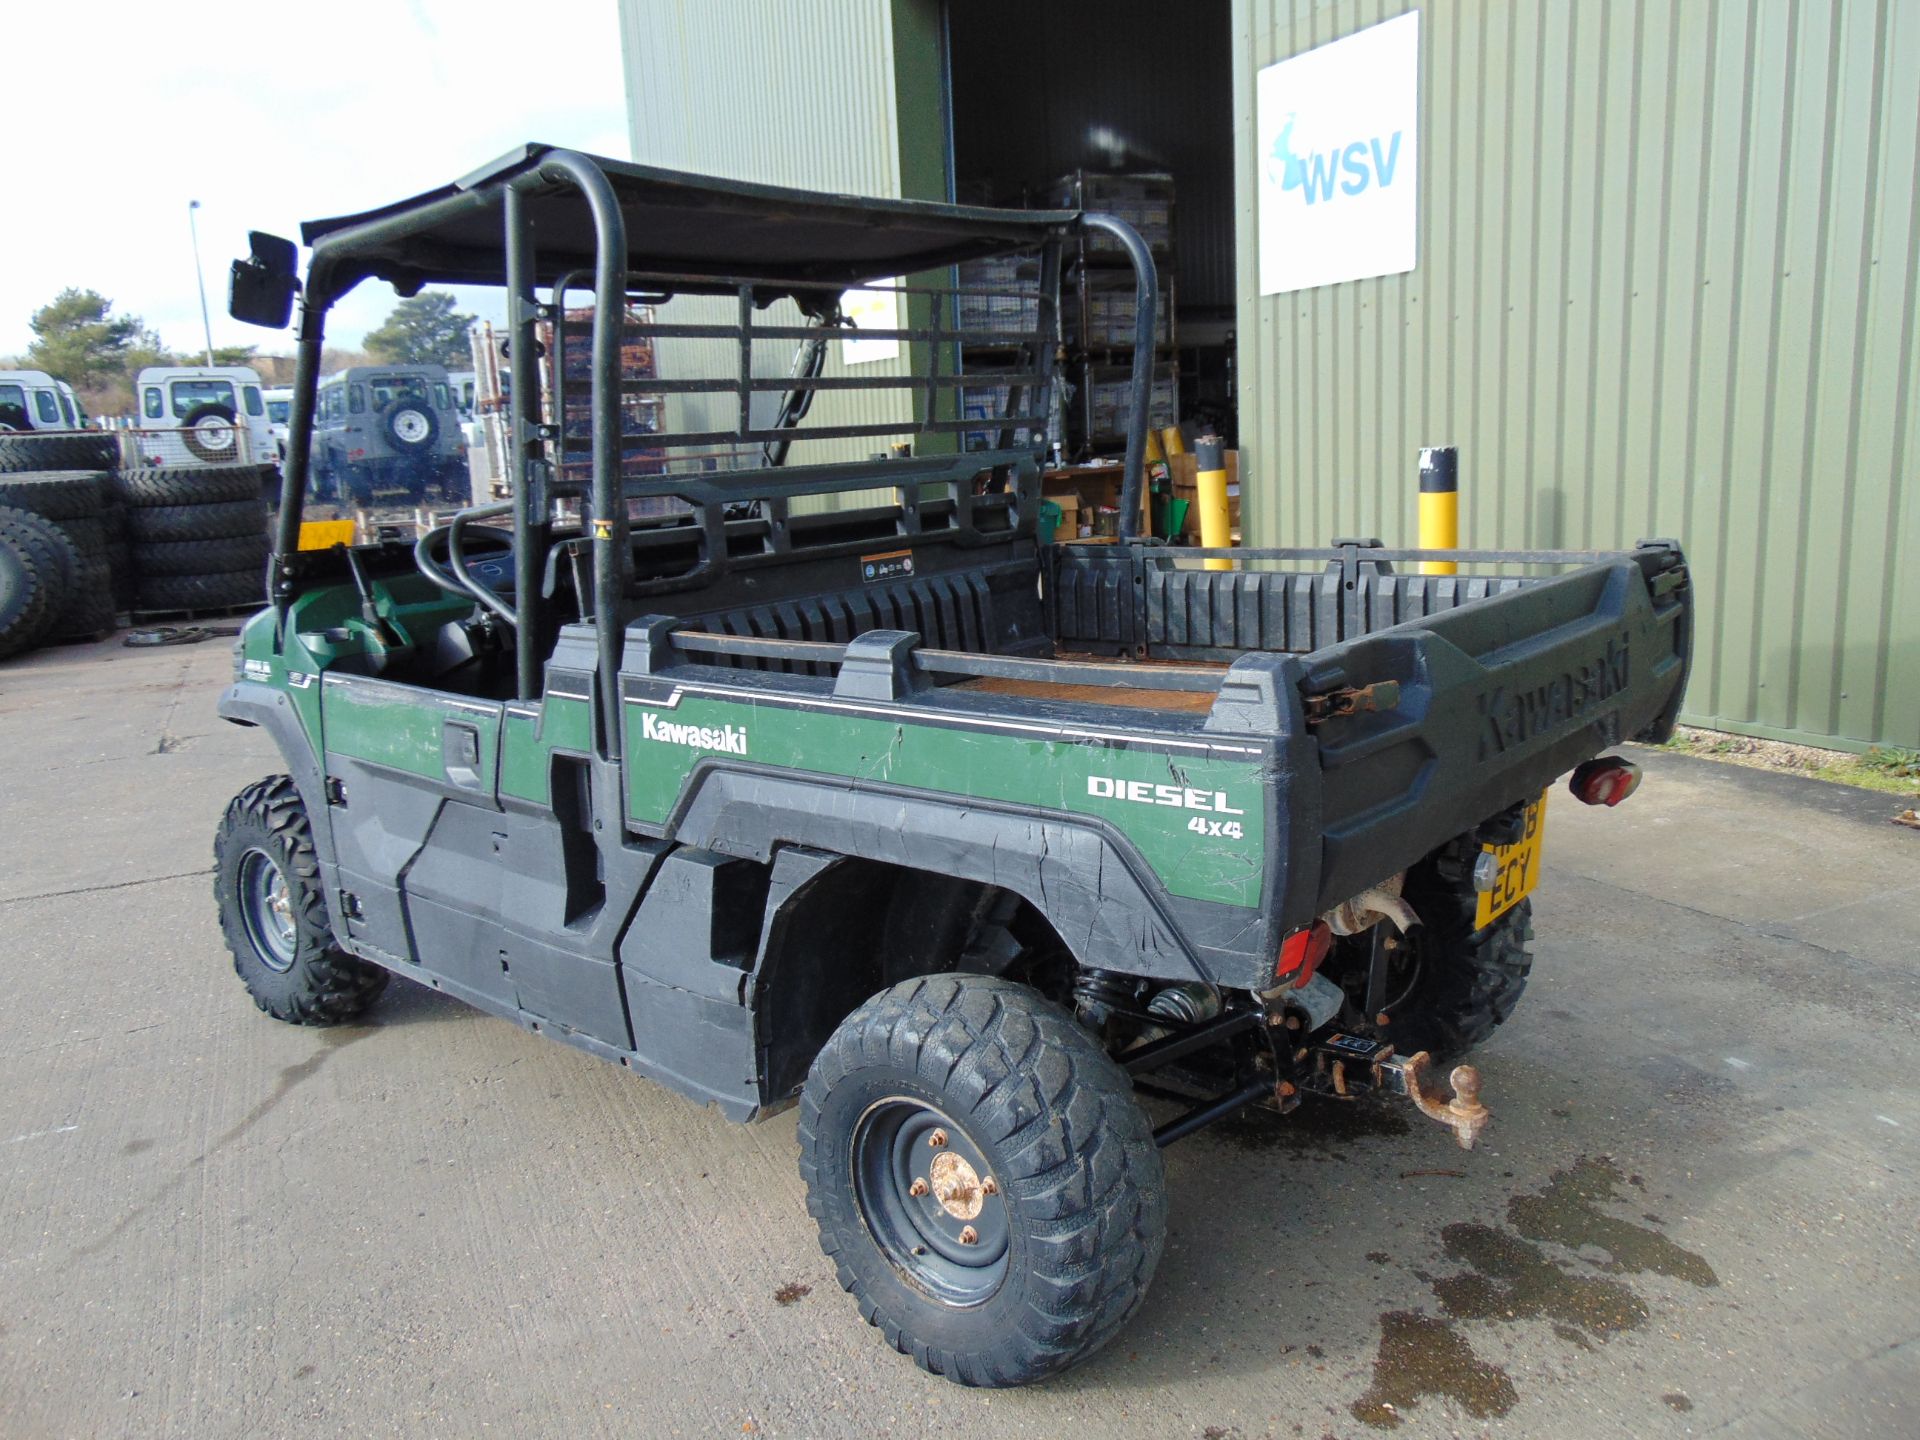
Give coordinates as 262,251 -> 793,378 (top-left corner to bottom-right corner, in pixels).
241,143 -> 1160,756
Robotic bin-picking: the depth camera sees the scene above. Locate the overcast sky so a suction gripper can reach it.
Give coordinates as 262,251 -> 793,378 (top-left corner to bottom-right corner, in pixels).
2,0 -> 628,360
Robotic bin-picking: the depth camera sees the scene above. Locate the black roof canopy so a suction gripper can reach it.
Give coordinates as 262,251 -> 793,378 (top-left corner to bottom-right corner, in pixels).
300,143 -> 1080,301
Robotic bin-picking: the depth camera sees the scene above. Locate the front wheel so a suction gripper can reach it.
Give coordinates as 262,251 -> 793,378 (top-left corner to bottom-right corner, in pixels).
213,775 -> 387,1024
799,974 -> 1167,1387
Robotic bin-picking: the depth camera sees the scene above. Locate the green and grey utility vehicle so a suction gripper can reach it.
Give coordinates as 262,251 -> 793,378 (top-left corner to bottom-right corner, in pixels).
214,146 -> 1691,1386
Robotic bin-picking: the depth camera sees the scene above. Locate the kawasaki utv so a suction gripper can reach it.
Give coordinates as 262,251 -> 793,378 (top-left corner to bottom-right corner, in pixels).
214,145 -> 1692,1386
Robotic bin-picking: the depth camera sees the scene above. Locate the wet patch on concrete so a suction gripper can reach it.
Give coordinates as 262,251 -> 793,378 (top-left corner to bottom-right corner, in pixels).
1430,1222 -> 1648,1336
1663,1391 -> 1694,1412
772,1282 -> 811,1306
1508,1155 -> 1719,1288
1349,1310 -> 1518,1429
121,1138 -> 153,1156
1351,1157 -> 1718,1429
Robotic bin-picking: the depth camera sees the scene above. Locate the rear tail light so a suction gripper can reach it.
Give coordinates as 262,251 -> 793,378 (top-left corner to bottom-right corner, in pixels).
1275,920 -> 1333,988
1569,756 -> 1642,807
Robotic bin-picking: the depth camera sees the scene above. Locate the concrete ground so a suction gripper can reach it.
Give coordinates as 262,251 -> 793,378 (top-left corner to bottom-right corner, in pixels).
1,635 -> 1914,1440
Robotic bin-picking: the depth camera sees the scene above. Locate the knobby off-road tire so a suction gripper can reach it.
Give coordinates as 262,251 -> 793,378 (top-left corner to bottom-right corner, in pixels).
0,470 -> 107,521
133,532 -> 270,577
0,504 -> 78,600
126,499 -> 266,544
0,529 -> 60,658
799,974 -> 1167,1387
1375,864 -> 1535,1066
113,464 -> 268,508
49,513 -> 106,559
134,567 -> 263,612
214,776 -> 387,1025
0,432 -> 120,474
0,506 -> 76,656
54,558 -> 116,638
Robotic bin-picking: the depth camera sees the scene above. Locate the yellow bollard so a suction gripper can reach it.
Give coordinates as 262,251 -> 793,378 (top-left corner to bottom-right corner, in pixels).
1418,445 -> 1458,576
1159,425 -> 1187,458
1196,433 -> 1232,571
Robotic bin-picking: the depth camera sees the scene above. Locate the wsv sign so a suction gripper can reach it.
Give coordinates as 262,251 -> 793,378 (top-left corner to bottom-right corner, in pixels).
1256,11 -> 1420,295
1276,126 -> 1405,205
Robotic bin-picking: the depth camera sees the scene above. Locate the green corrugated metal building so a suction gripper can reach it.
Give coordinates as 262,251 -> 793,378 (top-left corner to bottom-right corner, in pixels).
619,0 -> 1920,751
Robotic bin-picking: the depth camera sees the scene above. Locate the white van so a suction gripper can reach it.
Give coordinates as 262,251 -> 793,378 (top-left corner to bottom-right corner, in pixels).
135,365 -> 275,466
0,369 -> 85,432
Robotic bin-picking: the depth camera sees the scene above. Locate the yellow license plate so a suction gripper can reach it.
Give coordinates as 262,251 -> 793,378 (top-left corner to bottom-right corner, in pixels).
298,519 -> 357,551
1475,792 -> 1547,928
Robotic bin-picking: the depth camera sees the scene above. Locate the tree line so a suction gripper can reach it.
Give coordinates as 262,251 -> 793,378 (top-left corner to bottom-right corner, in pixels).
4,289 -> 477,419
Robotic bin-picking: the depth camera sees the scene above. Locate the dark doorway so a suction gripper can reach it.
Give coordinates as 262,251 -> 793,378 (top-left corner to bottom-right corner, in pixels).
944,0 -> 1236,446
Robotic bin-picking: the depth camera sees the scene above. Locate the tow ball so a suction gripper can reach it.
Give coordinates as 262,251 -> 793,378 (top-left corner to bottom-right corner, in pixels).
1309,1033 -> 1492,1150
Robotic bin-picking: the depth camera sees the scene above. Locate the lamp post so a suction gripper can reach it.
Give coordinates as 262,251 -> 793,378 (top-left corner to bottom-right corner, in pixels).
188,199 -> 215,367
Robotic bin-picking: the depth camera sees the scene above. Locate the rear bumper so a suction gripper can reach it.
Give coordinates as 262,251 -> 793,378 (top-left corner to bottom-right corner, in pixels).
1291,544 -> 1690,921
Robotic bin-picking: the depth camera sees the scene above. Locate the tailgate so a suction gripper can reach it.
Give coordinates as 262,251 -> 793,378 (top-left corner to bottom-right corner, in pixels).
1300,543 -> 1690,914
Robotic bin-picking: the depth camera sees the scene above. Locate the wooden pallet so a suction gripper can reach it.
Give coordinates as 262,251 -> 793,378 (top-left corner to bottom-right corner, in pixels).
125,601 -> 262,625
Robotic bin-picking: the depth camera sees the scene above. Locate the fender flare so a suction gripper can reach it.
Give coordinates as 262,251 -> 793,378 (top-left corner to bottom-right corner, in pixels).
665,766 -> 1211,985
217,681 -> 350,938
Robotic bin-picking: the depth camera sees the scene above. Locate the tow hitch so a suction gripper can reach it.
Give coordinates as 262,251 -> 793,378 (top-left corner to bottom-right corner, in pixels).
1308,1034 -> 1492,1150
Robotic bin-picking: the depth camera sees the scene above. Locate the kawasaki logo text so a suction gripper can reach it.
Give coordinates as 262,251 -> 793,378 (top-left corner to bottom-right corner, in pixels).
639,712 -> 749,755
1477,637 -> 1630,760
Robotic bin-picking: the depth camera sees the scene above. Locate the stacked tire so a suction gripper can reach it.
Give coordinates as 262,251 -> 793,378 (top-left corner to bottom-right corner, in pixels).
114,463 -> 273,614
0,430 -> 124,653
0,505 -> 86,659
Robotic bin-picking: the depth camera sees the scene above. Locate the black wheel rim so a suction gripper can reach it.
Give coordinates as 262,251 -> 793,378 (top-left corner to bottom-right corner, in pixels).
237,848 -> 297,973
851,1098 -> 1010,1306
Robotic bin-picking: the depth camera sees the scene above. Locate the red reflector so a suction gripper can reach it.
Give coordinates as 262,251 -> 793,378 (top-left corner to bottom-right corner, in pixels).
1276,921 -> 1333,987
1570,757 -> 1643,807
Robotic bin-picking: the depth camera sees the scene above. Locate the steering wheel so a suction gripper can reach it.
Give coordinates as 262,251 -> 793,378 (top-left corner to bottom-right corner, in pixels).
413,502 -> 518,627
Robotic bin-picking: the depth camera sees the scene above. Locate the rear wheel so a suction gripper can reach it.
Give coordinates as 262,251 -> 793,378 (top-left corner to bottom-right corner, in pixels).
342,464 -> 374,506
214,776 -> 387,1025
1365,862 -> 1534,1066
799,974 -> 1166,1386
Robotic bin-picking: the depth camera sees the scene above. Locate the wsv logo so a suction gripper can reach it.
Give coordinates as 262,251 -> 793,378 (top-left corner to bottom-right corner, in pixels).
1271,115 -> 1405,205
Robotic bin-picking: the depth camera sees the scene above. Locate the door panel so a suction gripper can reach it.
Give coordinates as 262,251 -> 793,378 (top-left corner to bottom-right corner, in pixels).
319,671 -> 637,1049
321,674 -> 501,796
319,674 -> 505,973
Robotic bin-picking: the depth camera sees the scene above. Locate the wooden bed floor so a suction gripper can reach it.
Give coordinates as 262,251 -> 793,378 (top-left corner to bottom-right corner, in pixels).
950,674 -> 1219,714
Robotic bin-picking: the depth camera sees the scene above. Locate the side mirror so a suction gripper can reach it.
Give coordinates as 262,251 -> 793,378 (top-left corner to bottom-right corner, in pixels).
228,231 -> 300,329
